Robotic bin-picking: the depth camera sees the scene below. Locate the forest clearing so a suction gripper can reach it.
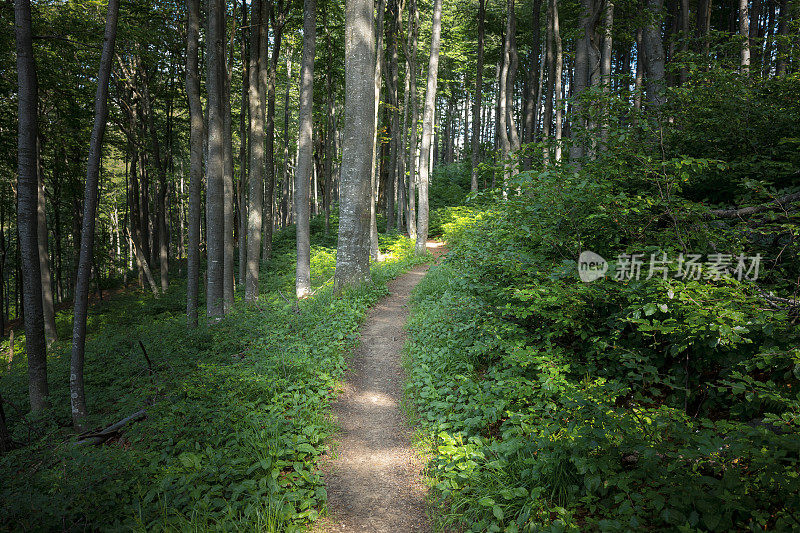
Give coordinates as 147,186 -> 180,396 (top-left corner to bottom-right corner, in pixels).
2,0 -> 800,530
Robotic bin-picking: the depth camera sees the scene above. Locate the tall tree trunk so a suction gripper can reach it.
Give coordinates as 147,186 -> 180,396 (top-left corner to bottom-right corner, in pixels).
263,2 -> 288,263
238,0 -> 248,288
542,0 -> 554,164
206,0 -> 226,319
295,0 -> 316,298
522,0 -> 540,170
37,170 -> 56,345
324,13 -> 335,237
505,0 -> 520,153
69,0 -> 119,429
471,0 -> 485,189
415,0 -> 443,254
222,8 -> 235,311
643,0 -> 666,108
370,0 -> 386,260
406,0 -> 419,242
335,0 -> 375,289
281,49 -> 293,230
386,0 -> 401,231
14,0 -> 48,412
552,0 -> 563,162
740,0 -> 751,73
570,0 -> 592,163
186,0 -> 203,326
600,0 -> 614,146
246,0 -> 264,301
775,0 -> 789,75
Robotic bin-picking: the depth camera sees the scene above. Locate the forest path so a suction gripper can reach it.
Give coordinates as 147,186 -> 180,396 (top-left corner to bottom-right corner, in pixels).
314,241 -> 446,533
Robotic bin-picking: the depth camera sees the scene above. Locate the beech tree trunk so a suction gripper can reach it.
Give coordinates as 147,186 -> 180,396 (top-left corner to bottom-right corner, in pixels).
335,0 -> 375,290
471,0 -> 485,190
206,0 -> 226,319
37,172 -> 56,345
739,0 -> 751,73
643,0 -> 666,108
415,0 -> 443,254
552,0 -> 563,162
295,0 -> 316,298
370,0 -> 386,261
69,0 -> 120,430
14,0 -> 48,412
222,24 -> 235,312
186,0 -> 203,326
245,0 -> 264,301
406,0 -> 419,243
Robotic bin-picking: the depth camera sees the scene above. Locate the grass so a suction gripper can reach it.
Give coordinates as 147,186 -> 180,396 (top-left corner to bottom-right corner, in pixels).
0,220 -> 429,532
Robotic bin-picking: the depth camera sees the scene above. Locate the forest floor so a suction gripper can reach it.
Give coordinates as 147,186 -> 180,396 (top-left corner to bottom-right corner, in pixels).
315,241 -> 446,533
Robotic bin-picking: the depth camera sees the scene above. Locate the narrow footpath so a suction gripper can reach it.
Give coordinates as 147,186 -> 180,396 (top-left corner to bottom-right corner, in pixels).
315,243 -> 446,532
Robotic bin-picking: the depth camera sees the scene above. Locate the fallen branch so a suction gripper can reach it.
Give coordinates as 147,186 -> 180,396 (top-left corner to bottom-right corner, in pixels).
707,191 -> 800,219
74,409 -> 147,446
138,340 -> 153,376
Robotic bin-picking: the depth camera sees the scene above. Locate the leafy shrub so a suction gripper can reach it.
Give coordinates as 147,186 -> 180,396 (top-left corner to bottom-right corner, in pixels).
0,229 -> 426,531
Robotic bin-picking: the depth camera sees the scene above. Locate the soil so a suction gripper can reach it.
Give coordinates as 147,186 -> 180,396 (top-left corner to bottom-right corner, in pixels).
315,242 -> 446,533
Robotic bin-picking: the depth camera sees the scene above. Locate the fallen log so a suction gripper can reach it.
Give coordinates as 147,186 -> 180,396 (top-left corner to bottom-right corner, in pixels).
74,409 -> 147,446
707,191 -> 800,219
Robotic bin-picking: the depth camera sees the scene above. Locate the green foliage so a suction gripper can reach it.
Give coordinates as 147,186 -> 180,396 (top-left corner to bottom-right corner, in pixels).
0,228 -> 426,531
407,106 -> 800,531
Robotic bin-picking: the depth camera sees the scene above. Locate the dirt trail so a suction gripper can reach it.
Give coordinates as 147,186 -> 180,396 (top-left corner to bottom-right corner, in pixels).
315,242 -> 445,533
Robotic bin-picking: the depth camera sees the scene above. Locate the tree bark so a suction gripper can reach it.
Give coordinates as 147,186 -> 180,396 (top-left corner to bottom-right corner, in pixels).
222,15 -> 235,312
206,0 -> 226,319
739,0 -> 751,73
14,0 -> 48,412
414,0 -> 443,254
264,1 -> 288,263
643,0 -> 666,108
386,0 -> 402,231
370,0 -> 386,261
552,0 -> 563,162
406,0 -> 419,242
186,0 -> 203,326
295,0 -> 316,298
70,0 -> 120,429
37,169 -> 56,345
246,0 -> 264,301
335,0 -> 376,289
471,0 -> 486,189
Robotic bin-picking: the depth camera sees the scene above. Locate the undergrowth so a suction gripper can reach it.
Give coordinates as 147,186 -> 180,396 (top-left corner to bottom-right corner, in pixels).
406,170 -> 800,532
0,219 -> 427,531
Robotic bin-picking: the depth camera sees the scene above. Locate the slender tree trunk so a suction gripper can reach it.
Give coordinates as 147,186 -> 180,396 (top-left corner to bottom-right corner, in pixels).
552,0 -> 563,162
522,0 -> 540,169
740,0 -> 751,73
69,0 -> 119,429
206,0 -> 226,319
407,0 -> 419,242
222,8 -> 235,311
505,0 -> 520,153
775,0 -> 789,75
570,0 -> 592,162
295,0 -> 316,298
471,0 -> 485,190
324,17 -> 335,237
37,170 -> 56,345
281,50 -> 293,230
263,3 -> 287,263
186,0 -> 203,326
246,0 -> 264,301
415,0 -> 443,254
238,0 -> 248,288
542,0 -> 554,164
600,0 -> 613,147
643,0 -> 666,108
335,0 -> 376,289
386,0 -> 401,231
370,0 -> 386,260
14,0 -> 48,412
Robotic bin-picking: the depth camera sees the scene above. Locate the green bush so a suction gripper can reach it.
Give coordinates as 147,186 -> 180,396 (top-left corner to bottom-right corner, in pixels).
0,229 -> 426,532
